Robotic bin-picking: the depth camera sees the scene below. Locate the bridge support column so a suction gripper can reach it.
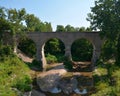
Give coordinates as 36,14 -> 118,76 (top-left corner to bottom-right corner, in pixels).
36,46 -> 41,61
13,36 -> 18,53
65,45 -> 72,61
41,44 -> 47,68
36,44 -> 47,69
92,49 -> 101,69
14,45 -> 17,53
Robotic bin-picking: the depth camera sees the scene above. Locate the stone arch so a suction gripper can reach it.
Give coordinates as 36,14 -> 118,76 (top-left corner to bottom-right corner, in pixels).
71,38 -> 94,61
17,37 -> 37,57
17,38 -> 36,55
41,37 -> 65,64
71,37 -> 95,49
25,32 -> 104,69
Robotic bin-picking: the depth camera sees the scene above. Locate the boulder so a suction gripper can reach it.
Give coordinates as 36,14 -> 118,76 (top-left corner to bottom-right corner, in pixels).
37,73 -> 61,92
59,77 -> 78,94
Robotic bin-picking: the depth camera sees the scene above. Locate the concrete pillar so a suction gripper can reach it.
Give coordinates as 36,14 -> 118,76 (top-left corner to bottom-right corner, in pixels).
13,45 -> 17,53
13,36 -> 18,53
92,49 -> 101,66
36,45 -> 41,61
65,45 -> 72,61
36,44 -> 47,69
41,44 -> 47,68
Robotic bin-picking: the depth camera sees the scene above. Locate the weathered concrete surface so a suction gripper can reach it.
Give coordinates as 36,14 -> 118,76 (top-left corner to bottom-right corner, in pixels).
4,32 -> 103,69
27,32 -> 104,68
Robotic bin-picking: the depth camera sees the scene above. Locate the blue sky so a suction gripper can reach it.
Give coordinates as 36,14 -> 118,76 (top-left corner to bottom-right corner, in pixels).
0,0 -> 95,31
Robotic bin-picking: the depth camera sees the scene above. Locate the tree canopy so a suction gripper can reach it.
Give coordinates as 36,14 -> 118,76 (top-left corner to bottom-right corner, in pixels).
87,0 -> 120,65
56,24 -> 91,32
25,14 -> 52,32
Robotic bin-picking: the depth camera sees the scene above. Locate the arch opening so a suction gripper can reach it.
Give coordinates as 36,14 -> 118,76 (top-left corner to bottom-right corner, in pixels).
44,38 -> 65,64
18,38 -> 37,58
71,38 -> 93,62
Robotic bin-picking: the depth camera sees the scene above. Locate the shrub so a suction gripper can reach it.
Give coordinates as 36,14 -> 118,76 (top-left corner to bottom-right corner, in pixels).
56,54 -> 65,62
63,56 -> 73,71
31,59 -> 43,70
0,86 -> 17,96
96,82 -> 109,91
46,53 -> 57,64
91,63 -> 120,96
13,75 -> 32,92
0,55 -> 32,95
91,87 -> 115,96
0,45 -> 13,57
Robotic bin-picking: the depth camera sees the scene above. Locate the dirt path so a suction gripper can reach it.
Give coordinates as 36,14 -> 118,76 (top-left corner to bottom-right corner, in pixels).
37,63 -> 67,77
17,49 -> 33,63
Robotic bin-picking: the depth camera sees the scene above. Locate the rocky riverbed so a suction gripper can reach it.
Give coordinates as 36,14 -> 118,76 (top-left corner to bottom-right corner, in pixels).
17,50 -> 94,96
29,63 -> 94,96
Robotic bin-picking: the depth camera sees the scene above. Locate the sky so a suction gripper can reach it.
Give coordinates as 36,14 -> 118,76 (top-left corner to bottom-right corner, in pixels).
0,0 -> 95,31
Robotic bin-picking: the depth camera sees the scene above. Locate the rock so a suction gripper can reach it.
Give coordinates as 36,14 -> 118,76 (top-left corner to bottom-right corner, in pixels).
23,91 -> 31,96
59,77 -> 78,94
37,73 -> 61,92
31,89 -> 46,96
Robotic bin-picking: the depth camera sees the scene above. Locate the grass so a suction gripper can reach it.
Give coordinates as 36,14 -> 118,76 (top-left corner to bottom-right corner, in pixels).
0,55 -> 32,96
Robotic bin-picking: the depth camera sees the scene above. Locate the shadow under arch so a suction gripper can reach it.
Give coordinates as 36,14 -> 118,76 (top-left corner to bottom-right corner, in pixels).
71,38 -> 94,62
43,38 -> 65,64
17,37 -> 37,58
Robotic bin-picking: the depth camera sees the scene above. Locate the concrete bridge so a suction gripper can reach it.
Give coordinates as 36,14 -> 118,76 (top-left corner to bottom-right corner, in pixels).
24,32 -> 104,68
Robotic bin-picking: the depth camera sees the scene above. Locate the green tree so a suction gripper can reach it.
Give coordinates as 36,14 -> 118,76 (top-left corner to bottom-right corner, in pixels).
74,27 -> 80,32
44,22 -> 53,32
86,27 -> 92,32
7,8 -> 26,35
56,25 -> 65,32
25,14 -> 52,32
65,25 -> 75,32
101,40 -> 116,61
6,8 -> 27,53
79,27 -> 86,32
0,7 -> 26,46
0,18 -> 11,44
25,14 -> 42,32
87,0 -> 120,66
